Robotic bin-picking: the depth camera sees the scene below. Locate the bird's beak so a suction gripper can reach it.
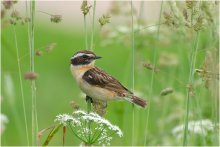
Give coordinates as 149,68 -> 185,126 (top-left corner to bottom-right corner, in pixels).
95,56 -> 102,59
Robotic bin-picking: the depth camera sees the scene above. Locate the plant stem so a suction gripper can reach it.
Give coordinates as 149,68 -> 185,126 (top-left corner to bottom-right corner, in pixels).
130,1 -> 135,146
84,14 -> 88,49
29,0 -> 38,145
144,1 -> 163,145
90,0 -> 96,50
86,96 -> 92,145
183,32 -> 200,146
68,123 -> 87,143
13,26 -> 30,146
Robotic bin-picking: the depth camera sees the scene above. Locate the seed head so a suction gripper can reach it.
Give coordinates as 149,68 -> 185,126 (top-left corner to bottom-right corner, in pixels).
194,15 -> 205,31
50,15 -> 62,23
163,12 -> 174,26
182,9 -> 188,20
11,10 -> 20,20
143,62 -> 160,73
186,84 -> 195,97
2,1 -> 15,9
81,0 -> 91,16
160,87 -> 174,96
24,72 -> 38,80
35,50 -> 43,56
70,101 -> 80,110
45,43 -> 56,52
9,19 -> 16,25
99,14 -> 111,27
185,0 -> 197,9
24,17 -> 31,23
1,9 -> 6,19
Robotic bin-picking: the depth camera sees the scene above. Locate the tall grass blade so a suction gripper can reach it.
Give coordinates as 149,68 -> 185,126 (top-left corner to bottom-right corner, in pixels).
13,26 -> 30,146
90,0 -> 96,51
130,1 -> 135,145
183,32 -> 200,146
84,15 -> 88,49
144,1 -> 163,145
29,0 -> 38,145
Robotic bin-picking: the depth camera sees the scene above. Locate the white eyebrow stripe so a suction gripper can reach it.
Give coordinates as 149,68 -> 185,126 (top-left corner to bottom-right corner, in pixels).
71,53 -> 94,59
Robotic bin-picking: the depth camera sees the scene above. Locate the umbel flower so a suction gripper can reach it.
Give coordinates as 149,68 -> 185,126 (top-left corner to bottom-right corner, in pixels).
55,110 -> 123,146
172,119 -> 219,139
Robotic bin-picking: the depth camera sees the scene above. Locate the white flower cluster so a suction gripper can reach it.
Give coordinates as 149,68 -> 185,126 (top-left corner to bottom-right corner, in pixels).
54,113 -> 81,126
0,113 -> 9,135
54,110 -> 123,145
172,119 -> 219,139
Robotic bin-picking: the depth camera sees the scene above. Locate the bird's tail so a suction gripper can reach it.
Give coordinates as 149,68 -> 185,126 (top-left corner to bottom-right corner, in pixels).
125,96 -> 147,108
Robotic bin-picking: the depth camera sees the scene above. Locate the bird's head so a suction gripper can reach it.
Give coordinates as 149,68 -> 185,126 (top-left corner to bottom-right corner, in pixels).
70,50 -> 102,67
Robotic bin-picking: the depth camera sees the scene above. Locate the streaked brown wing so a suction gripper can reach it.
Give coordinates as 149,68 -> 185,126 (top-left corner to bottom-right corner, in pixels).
82,67 -> 132,96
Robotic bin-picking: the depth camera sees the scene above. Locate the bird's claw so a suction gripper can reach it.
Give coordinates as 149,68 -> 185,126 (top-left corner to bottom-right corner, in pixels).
86,95 -> 93,103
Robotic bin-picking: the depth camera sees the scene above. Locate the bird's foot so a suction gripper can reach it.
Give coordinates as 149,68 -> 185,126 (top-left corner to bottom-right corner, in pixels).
86,95 -> 93,103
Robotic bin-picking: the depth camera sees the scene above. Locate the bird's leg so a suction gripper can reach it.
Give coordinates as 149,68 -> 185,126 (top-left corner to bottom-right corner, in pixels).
86,95 -> 93,103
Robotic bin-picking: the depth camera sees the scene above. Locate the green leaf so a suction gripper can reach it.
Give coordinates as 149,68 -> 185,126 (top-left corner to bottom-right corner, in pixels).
43,124 -> 62,146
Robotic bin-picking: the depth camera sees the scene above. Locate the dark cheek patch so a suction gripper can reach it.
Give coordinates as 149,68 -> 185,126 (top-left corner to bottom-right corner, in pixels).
71,58 -> 79,65
71,57 -> 92,65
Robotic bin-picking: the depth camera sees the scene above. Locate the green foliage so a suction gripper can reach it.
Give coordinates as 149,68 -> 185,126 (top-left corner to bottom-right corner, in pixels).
1,1 -> 219,146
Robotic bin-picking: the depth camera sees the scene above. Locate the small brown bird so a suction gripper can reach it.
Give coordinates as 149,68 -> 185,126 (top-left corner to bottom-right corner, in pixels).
70,50 -> 147,108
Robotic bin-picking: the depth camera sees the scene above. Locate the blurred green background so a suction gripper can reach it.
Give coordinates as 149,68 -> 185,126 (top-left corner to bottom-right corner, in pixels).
1,1 -> 219,146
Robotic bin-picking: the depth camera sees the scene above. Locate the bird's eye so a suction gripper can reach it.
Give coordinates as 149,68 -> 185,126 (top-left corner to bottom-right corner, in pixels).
82,55 -> 88,58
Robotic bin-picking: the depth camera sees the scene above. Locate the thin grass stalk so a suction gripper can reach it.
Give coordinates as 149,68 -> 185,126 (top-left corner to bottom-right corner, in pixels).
29,0 -> 38,145
183,2 -> 201,144
130,1 -> 135,146
90,0 -> 96,51
144,1 -> 163,145
83,3 -> 92,143
183,31 -> 200,146
210,17 -> 219,145
13,26 -> 30,146
84,15 -> 88,49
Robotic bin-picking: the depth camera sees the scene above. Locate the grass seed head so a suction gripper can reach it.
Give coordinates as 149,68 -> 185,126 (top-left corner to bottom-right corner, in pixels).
81,0 -> 91,16
143,62 -> 160,73
185,0 -> 197,9
186,84 -> 195,97
99,14 -> 111,27
24,17 -> 31,23
1,9 -> 6,19
24,72 -> 38,80
160,88 -> 174,96
35,50 -> 43,56
10,10 -> 20,20
45,43 -> 56,52
2,0 -> 14,9
70,101 -> 80,110
50,15 -> 62,23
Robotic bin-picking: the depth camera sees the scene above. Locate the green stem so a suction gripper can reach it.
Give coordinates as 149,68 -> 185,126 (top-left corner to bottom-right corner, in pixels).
84,15 -> 88,49
130,0 -> 135,146
86,96 -> 92,145
90,126 -> 107,144
90,0 -> 96,50
29,0 -> 38,145
183,32 -> 200,146
144,1 -> 163,145
68,123 -> 87,143
13,26 -> 30,146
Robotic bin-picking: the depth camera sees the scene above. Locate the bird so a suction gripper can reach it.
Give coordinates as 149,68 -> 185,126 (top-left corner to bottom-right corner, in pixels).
70,50 -> 147,109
